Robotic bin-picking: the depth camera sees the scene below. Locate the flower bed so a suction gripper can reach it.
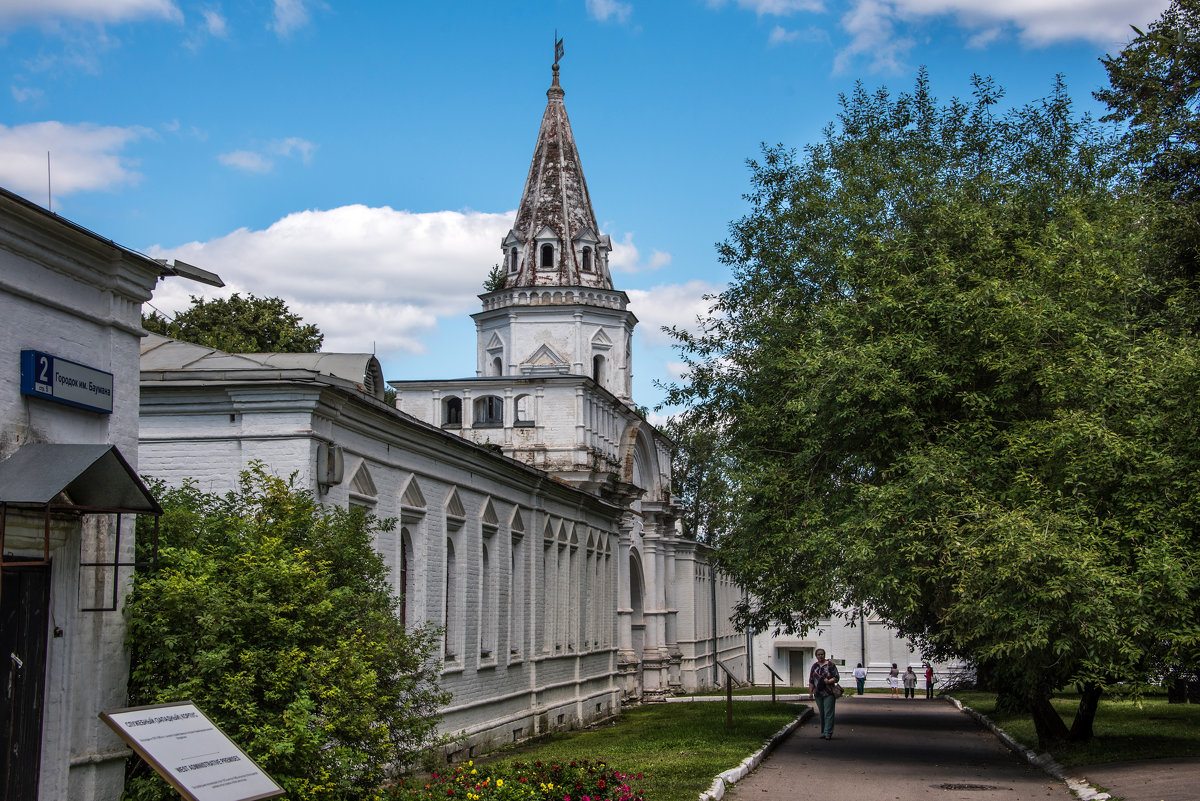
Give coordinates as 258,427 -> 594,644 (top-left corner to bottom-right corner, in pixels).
388,760 -> 646,801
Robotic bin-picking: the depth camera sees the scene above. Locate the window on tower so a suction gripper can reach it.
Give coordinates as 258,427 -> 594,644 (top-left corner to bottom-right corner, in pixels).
509,247 -> 519,273
540,243 -> 554,268
442,396 -> 463,428
474,395 -> 503,427
581,247 -> 592,272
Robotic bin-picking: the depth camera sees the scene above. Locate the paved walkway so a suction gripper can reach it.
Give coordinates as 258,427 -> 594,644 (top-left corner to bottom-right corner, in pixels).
727,695 -> 1073,801
1070,758 -> 1200,801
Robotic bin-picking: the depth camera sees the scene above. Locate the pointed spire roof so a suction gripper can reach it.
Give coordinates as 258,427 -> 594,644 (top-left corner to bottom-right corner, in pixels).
501,60 -> 613,290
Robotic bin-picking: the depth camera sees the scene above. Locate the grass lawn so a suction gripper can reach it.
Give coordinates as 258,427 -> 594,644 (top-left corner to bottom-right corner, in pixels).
483,701 -> 804,799
952,690 -> 1200,768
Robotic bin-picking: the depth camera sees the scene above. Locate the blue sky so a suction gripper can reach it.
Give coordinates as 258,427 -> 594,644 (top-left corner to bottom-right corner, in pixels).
0,0 -> 1169,418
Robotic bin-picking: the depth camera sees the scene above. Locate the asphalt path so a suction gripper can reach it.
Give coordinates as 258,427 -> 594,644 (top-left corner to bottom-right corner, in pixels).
727,695 -> 1072,801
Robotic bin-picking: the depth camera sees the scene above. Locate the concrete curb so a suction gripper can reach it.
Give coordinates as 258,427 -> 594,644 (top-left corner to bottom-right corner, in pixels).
697,706 -> 815,801
944,695 -> 1112,801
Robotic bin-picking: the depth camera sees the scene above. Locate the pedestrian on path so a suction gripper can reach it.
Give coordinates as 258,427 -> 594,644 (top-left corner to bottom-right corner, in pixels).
925,663 -> 935,699
808,648 -> 840,740
903,666 -> 917,699
853,662 -> 867,695
888,663 -> 900,698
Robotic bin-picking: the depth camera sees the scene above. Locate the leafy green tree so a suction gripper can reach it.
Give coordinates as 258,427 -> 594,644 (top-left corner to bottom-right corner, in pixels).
483,263 -> 507,293
125,466 -> 449,801
1097,0 -> 1200,328
662,412 -> 731,544
667,72 -> 1200,748
143,293 -> 323,352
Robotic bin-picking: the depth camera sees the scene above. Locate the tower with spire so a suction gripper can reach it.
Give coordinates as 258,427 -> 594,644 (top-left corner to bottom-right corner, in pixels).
473,55 -> 636,403
391,52 -> 701,702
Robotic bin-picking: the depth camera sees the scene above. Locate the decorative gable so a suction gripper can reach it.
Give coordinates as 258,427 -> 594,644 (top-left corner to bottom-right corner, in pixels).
350,463 -> 377,498
481,497 -> 500,526
520,343 -> 570,375
444,487 -> 467,520
401,475 -> 426,510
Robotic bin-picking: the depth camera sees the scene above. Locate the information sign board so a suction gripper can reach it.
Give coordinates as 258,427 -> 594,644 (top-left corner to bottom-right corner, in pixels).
100,702 -> 283,801
20,349 -> 114,414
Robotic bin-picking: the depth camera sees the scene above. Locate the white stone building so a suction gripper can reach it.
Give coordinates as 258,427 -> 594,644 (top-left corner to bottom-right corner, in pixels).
749,610 -> 971,692
137,62 -> 746,756
0,186 -> 218,801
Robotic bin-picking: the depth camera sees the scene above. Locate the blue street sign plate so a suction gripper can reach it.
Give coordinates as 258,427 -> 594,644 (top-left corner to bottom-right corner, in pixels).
20,350 -> 114,414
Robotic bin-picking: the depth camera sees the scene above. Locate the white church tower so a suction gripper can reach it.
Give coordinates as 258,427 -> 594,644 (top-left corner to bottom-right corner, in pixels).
473,56 -> 636,404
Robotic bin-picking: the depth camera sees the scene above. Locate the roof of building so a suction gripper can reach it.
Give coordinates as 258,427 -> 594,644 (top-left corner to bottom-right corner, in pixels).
140,333 -> 387,400
0,444 -> 160,513
503,62 -> 613,291
0,185 -> 223,288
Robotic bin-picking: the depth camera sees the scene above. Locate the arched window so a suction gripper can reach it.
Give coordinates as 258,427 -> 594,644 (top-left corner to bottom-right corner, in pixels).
509,247 -> 519,273
474,395 -> 503,427
445,539 -> 458,660
540,243 -> 554,268
491,356 -> 503,377
513,393 -> 534,427
481,543 -> 493,659
581,247 -> 592,272
592,355 -> 606,387
400,529 -> 411,627
443,396 -> 462,427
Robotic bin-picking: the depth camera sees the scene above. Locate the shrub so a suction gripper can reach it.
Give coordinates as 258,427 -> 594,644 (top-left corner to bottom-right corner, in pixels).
124,465 -> 449,800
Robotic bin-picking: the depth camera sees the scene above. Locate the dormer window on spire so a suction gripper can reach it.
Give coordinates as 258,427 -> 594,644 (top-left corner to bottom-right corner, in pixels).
509,247 -> 519,273
541,244 -> 554,268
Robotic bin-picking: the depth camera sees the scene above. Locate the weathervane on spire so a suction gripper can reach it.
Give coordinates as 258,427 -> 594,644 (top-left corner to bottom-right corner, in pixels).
552,32 -> 564,86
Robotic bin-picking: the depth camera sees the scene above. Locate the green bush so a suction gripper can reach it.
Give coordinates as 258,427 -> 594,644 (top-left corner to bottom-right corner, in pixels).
124,465 -> 449,800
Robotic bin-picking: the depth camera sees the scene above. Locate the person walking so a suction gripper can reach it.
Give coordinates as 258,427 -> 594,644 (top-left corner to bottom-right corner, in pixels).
808,648 -> 841,740
902,666 -> 917,699
925,663 -> 936,699
888,663 -> 900,698
853,662 -> 867,695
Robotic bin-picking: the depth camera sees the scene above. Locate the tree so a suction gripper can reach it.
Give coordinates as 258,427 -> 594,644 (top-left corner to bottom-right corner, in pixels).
124,466 -> 449,801
667,72 -> 1200,748
483,263 -> 507,293
143,293 -> 323,352
662,411 -> 732,544
1097,0 -> 1200,329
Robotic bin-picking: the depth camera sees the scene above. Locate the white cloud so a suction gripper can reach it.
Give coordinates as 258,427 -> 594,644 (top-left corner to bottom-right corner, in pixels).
217,137 -> 315,172
271,0 -> 316,37
608,231 -> 671,273
626,280 -> 724,346
0,0 -> 180,25
200,7 -> 227,37
887,0 -> 1171,46
217,149 -> 272,173
272,136 -> 316,164
586,0 -> 633,24
707,0 -> 825,14
833,0 -> 1170,72
768,25 -> 800,45
11,85 -> 45,103
0,121 -> 146,198
834,0 -> 913,74
145,206 -> 515,359
184,6 -> 228,49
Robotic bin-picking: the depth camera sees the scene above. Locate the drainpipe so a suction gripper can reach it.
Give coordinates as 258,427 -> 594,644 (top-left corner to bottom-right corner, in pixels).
710,562 -> 719,687
859,605 -> 866,673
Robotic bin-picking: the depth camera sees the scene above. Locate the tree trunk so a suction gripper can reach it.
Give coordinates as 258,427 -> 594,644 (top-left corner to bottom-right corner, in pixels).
1068,682 -> 1102,742
1029,692 -> 1070,751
